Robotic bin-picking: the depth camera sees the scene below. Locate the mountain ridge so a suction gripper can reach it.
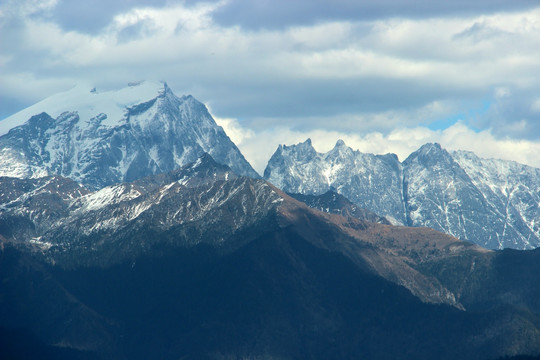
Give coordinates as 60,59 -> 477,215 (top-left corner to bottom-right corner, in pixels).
264,139 -> 540,250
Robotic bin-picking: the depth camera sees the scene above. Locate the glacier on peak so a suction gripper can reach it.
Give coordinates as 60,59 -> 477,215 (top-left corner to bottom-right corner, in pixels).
0,81 -> 259,189
0,81 -> 170,135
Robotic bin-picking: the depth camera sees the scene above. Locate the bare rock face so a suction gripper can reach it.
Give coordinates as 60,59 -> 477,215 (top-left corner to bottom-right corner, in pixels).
287,190 -> 391,225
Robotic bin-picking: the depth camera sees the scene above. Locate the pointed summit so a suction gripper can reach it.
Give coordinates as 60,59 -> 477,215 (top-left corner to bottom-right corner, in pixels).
330,139 -> 350,153
325,139 -> 354,162
334,139 -> 346,148
166,153 -> 239,189
403,142 -> 453,168
418,142 -> 442,153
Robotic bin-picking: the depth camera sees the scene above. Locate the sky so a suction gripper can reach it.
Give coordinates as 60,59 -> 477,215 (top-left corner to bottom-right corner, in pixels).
1,0 -> 540,174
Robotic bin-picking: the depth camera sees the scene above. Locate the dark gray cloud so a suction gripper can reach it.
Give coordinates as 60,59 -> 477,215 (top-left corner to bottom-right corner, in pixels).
49,0 -> 171,33
39,0 -> 540,34
477,89 -> 540,141
213,0 -> 539,30
196,76 -> 480,130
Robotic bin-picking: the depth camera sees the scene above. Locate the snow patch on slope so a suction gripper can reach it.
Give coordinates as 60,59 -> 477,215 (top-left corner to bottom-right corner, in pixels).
73,184 -> 143,212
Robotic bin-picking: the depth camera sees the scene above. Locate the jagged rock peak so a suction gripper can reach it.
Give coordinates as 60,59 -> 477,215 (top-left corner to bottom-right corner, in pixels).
264,139 -> 405,225
270,138 -> 318,164
327,139 -> 354,158
283,138 -> 314,150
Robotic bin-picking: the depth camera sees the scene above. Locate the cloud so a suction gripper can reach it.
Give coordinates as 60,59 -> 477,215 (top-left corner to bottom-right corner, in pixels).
212,115 -> 255,146
474,87 -> 540,141
1,1 -> 540,172
50,0 -> 171,34
0,0 -> 58,18
531,98 -> 540,113
212,0 -> 539,30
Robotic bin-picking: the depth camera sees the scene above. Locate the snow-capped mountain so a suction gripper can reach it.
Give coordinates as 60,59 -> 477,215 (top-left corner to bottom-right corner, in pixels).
0,81 -> 258,189
264,140 -> 540,250
265,139 -> 406,224
451,150 -> 540,249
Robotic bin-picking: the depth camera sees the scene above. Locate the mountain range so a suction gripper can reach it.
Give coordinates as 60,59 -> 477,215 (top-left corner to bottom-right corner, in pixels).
1,82 -> 540,359
264,139 -> 540,250
2,155 -> 540,359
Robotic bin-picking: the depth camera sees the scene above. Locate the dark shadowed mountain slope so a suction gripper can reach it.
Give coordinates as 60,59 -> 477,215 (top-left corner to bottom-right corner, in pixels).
288,190 -> 390,224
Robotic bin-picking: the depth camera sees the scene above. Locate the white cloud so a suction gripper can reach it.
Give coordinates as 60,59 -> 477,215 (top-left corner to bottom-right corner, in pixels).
494,87 -> 511,99
0,0 -> 58,18
6,4 -> 540,91
213,116 -> 254,145
0,72 -> 76,104
109,2 -> 220,35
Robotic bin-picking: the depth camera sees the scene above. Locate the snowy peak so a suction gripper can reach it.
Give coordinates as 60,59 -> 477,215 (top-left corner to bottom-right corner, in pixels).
163,152 -> 239,188
0,82 -> 258,189
298,137 -> 313,148
404,142 -> 453,168
325,139 -> 354,161
334,139 -> 346,148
